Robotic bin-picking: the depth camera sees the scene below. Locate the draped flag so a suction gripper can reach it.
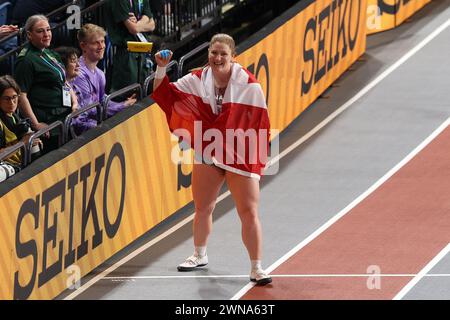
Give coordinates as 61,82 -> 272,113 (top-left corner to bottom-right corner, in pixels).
152,63 -> 270,179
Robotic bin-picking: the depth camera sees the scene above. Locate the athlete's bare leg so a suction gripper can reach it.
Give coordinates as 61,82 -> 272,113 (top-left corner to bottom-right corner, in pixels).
192,163 -> 225,246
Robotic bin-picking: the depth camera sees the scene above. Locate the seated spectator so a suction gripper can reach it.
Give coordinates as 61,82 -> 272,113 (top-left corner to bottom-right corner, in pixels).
54,45 -> 97,136
56,24 -> 136,136
53,46 -> 80,111
0,24 -> 19,75
14,15 -> 77,153
0,75 -> 41,173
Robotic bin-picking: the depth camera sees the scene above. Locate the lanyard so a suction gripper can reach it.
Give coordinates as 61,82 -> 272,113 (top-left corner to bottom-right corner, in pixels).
129,0 -> 143,19
40,51 -> 65,83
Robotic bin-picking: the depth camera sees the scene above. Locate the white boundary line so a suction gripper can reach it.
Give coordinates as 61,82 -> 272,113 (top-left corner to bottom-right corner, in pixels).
230,18 -> 450,300
65,18 -> 450,301
266,18 -> 450,168
393,244 -> 450,300
232,117 -> 450,299
63,190 -> 231,300
101,273 -> 450,281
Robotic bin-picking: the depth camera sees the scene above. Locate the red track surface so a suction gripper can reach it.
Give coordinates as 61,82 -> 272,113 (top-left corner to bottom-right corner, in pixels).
243,124 -> 450,299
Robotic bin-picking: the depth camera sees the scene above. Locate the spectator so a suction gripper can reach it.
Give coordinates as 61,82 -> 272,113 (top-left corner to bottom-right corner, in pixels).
0,75 -> 41,171
0,24 -> 18,39
52,46 -> 80,111
104,0 -> 156,91
0,24 -> 19,75
14,15 -> 77,153
55,24 -> 136,136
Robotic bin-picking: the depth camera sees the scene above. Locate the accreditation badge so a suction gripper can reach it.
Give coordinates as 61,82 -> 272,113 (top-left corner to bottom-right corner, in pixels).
62,86 -> 72,107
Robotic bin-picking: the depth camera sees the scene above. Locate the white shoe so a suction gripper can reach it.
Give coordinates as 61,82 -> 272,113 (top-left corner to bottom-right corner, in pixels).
250,269 -> 272,286
177,254 -> 208,271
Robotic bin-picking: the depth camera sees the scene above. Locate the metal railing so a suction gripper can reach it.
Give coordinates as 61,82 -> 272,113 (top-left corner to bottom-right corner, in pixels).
0,0 -> 279,173
143,71 -> 156,97
154,0 -> 237,38
1,0 -> 257,76
0,30 -> 19,48
0,141 -> 27,169
103,83 -> 142,120
26,121 -> 64,164
0,0 -> 107,76
64,102 -> 102,142
144,60 -> 179,96
46,0 -> 81,21
178,42 -> 209,78
49,0 -> 107,49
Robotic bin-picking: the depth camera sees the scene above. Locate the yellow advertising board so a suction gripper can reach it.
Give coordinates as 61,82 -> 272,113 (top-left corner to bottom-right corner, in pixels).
367,0 -> 431,34
237,0 -> 367,132
0,107 -> 193,299
395,0 -> 430,25
367,0 -> 396,33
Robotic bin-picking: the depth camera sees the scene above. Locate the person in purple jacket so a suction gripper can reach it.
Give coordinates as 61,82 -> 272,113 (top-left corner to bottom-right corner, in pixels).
55,24 -> 136,136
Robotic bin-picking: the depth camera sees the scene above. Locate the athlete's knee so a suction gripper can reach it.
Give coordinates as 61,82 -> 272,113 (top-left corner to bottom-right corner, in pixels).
195,203 -> 216,217
238,206 -> 259,225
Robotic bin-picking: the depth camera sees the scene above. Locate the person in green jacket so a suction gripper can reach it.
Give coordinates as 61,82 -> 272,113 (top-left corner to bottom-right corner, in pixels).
104,0 -> 156,91
14,15 -> 77,153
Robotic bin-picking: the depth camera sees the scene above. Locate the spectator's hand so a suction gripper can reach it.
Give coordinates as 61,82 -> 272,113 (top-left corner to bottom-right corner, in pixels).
128,13 -> 138,24
155,50 -> 173,67
124,93 -> 137,107
0,25 -> 18,38
8,25 -> 19,31
21,134 -> 43,148
20,132 -> 42,146
32,122 -> 50,138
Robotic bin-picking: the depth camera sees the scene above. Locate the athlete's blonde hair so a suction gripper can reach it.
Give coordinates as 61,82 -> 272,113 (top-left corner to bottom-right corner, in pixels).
209,33 -> 236,56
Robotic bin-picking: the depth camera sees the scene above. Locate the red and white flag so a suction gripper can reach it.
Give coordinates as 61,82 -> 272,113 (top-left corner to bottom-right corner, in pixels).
152,63 -> 270,180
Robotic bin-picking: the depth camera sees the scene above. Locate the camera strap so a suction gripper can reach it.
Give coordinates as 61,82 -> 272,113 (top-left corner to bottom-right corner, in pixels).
0,111 -> 15,133
0,112 -> 24,138
0,120 -> 5,147
0,116 -> 16,148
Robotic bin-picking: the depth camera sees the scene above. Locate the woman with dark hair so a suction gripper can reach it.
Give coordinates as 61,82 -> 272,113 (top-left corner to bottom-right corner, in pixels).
53,45 -> 81,110
53,46 -> 81,85
0,75 -> 41,171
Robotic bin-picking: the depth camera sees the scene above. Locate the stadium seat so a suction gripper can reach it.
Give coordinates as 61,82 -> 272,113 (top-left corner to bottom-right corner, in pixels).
0,2 -> 11,26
